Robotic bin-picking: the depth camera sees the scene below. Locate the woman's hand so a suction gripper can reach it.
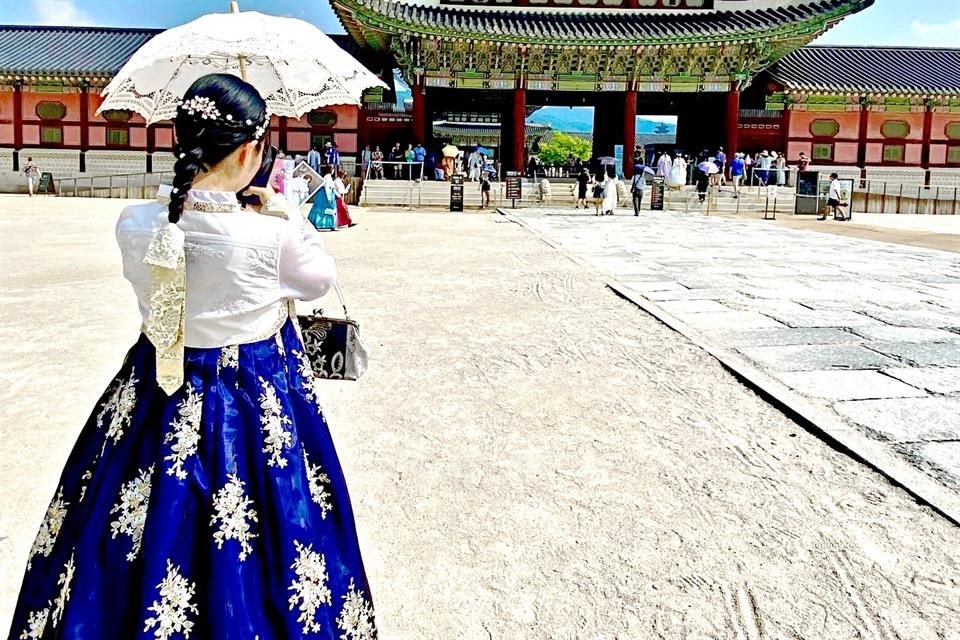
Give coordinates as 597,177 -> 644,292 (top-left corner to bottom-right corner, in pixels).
243,184 -> 277,209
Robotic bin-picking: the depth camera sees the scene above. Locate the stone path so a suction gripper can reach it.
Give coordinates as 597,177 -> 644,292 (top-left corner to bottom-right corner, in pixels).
511,208 -> 960,519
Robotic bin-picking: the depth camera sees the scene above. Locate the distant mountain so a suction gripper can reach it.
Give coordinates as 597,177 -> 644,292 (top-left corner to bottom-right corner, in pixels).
527,106 -> 676,135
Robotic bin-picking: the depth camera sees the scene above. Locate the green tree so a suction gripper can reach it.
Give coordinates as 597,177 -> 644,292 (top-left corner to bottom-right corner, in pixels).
537,132 -> 592,166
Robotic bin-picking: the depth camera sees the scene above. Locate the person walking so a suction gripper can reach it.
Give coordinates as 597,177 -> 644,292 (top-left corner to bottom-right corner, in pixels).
308,164 -> 339,230
413,142 -> 426,180
715,147 -> 727,186
592,173 -> 605,215
820,172 -> 848,221
730,152 -> 745,198
630,163 -> 648,216
479,171 -> 492,208
601,167 -> 619,216
576,167 -> 590,210
22,156 -> 40,196
657,151 -> 672,178
7,73 -> 376,638
334,169 -> 357,228
775,152 -> 787,186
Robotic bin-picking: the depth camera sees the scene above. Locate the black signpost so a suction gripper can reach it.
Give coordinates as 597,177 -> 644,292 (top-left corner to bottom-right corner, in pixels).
505,173 -> 522,208
449,174 -> 464,212
37,172 -> 56,195
650,176 -> 665,211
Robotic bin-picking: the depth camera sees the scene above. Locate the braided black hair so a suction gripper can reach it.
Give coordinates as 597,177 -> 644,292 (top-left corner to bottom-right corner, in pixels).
168,73 -> 268,223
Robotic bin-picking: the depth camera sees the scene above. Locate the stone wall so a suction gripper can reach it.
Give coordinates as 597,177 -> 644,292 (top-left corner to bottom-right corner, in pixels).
0,149 -> 12,172
84,150 -> 147,176
152,152 -> 176,174
17,148 -> 82,177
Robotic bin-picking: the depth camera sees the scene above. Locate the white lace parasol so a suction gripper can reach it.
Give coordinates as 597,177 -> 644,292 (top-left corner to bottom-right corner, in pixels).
97,9 -> 386,123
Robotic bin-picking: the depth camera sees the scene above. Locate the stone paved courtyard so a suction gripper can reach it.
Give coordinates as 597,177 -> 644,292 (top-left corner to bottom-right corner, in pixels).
512,209 -> 960,516
3,197 -> 960,638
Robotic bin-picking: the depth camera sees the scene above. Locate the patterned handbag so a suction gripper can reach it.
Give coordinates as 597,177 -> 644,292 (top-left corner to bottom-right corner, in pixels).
296,284 -> 369,381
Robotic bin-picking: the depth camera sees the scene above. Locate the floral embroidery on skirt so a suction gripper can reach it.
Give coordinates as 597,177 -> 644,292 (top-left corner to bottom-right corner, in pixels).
8,320 -> 376,639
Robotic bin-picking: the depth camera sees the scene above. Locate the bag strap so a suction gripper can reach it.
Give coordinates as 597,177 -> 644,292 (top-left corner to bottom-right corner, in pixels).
313,283 -> 350,320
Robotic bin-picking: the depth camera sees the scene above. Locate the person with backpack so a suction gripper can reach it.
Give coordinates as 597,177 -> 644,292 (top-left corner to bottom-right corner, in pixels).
22,156 -> 41,196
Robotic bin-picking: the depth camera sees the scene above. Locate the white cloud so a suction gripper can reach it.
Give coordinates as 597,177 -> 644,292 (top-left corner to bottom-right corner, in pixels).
31,0 -> 99,27
909,17 -> 960,47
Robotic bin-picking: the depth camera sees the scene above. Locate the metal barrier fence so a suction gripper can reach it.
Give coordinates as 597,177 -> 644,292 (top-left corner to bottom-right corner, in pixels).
57,171 -> 174,199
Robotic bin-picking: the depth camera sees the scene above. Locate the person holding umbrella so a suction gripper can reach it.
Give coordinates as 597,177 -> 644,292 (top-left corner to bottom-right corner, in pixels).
8,73 -> 377,638
630,163 -> 653,215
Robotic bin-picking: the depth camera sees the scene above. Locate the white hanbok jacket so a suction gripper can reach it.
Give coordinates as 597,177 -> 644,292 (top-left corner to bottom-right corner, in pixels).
116,189 -> 335,352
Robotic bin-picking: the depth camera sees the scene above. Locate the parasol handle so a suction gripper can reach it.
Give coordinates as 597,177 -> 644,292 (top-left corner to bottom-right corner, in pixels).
229,1 -> 248,81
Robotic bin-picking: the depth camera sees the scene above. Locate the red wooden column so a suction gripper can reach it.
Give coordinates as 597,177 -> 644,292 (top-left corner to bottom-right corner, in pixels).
921,101 -> 934,169
79,82 -> 89,173
725,87 -> 740,159
623,88 -> 637,177
512,85 -> 526,172
412,76 -> 426,144
13,81 -> 23,156
856,101 -> 869,169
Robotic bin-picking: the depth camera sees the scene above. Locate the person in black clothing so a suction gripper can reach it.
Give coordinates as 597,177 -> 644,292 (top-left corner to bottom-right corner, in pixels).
576,168 -> 590,209
696,157 -> 710,203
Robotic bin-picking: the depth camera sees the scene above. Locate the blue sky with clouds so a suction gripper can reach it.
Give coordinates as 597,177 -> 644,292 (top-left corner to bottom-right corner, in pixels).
6,0 -> 960,48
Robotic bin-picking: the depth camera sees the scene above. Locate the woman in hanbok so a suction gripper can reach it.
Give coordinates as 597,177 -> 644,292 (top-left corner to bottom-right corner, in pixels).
308,165 -> 338,231
7,73 -> 377,640
656,152 -> 672,178
668,154 -> 687,189
601,167 -> 619,216
334,170 -> 356,228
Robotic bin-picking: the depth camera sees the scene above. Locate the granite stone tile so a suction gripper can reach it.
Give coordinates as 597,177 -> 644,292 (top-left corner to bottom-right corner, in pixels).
656,300 -> 733,315
851,326 -> 960,343
670,311 -> 787,331
834,397 -> 960,442
737,344 -> 899,372
917,442 -> 960,480
775,371 -> 927,401
714,328 -> 859,347
882,367 -> 960,395
868,341 -> 960,367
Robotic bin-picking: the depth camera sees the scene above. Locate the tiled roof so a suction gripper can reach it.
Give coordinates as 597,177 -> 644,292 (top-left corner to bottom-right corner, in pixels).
335,0 -> 872,44
769,46 -> 960,96
0,25 -> 160,77
0,25 -> 372,78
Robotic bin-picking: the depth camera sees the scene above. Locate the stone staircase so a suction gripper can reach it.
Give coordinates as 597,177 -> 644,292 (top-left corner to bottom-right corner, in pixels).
361,177 -> 797,215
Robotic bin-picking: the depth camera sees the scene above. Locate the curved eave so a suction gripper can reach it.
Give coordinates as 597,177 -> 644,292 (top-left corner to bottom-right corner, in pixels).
331,0 -> 870,49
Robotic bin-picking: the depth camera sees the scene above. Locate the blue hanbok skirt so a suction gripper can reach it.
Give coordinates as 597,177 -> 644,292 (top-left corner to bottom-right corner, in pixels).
7,320 -> 376,640
308,188 -> 337,231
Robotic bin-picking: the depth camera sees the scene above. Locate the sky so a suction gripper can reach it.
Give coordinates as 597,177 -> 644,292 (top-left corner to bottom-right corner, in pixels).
3,0 -> 959,48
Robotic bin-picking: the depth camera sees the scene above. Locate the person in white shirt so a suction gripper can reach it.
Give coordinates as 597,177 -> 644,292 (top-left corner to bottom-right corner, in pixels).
7,73 -> 378,637
820,172 -> 848,221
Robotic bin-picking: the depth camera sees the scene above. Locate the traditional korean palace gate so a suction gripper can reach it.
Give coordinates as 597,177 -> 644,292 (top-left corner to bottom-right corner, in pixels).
332,0 -> 873,176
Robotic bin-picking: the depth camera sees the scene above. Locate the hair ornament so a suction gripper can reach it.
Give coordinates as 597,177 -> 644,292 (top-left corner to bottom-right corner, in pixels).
253,110 -> 271,141
179,95 -> 222,120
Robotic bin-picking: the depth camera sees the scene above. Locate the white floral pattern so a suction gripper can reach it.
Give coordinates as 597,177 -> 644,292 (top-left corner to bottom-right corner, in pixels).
109,465 -> 155,562
144,560 -> 198,640
97,369 -> 139,445
217,344 -> 239,373
292,350 -> 324,412
164,383 -> 203,480
336,579 -> 377,640
259,377 -> 293,468
51,553 -> 75,628
287,541 -> 332,634
303,451 -> 333,519
210,474 -> 259,561
18,607 -> 49,640
275,332 -> 286,357
28,487 -> 68,570
78,469 -> 93,503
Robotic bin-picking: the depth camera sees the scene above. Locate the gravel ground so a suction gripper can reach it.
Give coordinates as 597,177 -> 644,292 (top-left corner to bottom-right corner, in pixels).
1,196 -> 959,639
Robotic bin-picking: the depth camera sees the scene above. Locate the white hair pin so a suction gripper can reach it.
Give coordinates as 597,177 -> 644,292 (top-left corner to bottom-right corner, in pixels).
179,96 -> 222,121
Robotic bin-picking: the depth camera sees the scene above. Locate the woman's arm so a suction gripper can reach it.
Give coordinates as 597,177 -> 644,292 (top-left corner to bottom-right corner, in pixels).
278,223 -> 336,300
